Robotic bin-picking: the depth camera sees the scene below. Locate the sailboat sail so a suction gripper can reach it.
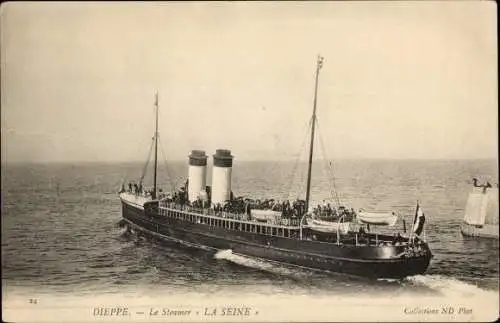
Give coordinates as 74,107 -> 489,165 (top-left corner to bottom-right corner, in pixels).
485,188 -> 499,225
463,187 -> 490,226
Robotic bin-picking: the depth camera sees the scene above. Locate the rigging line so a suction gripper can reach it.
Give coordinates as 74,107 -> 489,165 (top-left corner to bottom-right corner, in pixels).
154,98 -> 176,192
120,137 -> 152,187
157,134 -> 176,193
285,117 -> 313,201
295,116 -> 317,203
296,146 -> 308,200
139,137 -> 155,184
315,118 -> 342,206
316,120 -> 340,206
297,117 -> 316,200
285,122 -> 308,200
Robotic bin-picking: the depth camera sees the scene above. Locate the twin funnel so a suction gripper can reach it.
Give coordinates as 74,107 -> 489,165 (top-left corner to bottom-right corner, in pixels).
187,149 -> 233,205
188,150 -> 208,203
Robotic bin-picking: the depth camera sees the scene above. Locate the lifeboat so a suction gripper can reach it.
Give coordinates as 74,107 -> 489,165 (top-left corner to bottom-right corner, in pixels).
357,210 -> 398,226
307,219 -> 350,234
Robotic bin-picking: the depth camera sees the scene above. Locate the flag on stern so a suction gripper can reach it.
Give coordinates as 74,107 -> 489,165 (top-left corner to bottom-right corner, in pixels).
413,201 -> 426,236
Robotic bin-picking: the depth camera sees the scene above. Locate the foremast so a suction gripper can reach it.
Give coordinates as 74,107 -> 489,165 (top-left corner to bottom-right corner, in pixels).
152,92 -> 159,200
305,55 -> 324,213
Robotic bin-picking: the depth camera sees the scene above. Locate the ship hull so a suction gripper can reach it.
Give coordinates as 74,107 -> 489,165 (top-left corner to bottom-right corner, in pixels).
121,201 -> 431,279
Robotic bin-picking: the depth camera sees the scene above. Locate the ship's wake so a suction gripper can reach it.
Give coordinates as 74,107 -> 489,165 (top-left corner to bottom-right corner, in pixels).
112,220 -> 130,238
214,249 -> 301,277
405,274 -> 498,299
116,219 -> 127,228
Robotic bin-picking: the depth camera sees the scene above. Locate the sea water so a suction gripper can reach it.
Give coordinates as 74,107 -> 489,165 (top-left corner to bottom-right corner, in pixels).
2,159 -> 498,321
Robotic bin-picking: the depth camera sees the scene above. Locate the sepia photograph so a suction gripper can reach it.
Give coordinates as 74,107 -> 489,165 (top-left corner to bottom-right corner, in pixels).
1,1 -> 498,322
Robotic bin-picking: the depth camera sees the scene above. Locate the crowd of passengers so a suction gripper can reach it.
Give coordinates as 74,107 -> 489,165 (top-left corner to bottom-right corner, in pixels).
122,182 -> 354,220
312,201 -> 356,221
248,198 -> 307,217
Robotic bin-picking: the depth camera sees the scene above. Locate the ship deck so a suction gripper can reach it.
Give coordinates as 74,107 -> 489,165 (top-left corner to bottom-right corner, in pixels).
120,192 -> 422,250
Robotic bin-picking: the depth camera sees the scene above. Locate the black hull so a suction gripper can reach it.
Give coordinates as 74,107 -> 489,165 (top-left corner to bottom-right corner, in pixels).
121,201 -> 431,279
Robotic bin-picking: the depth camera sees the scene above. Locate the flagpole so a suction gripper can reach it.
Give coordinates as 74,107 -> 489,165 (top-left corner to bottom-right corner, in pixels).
409,200 -> 418,243
152,91 -> 159,200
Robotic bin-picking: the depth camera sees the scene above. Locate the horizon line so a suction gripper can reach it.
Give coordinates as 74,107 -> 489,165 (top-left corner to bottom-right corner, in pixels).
2,157 -> 498,165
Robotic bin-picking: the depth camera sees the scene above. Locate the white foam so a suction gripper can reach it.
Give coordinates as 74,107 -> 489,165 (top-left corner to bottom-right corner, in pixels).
214,249 -> 296,276
407,274 -> 498,299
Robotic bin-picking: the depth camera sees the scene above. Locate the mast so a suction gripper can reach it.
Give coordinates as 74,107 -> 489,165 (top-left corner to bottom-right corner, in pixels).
152,91 -> 159,199
305,55 -> 324,213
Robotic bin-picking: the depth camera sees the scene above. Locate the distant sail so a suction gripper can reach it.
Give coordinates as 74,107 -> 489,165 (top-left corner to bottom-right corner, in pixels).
463,187 -> 497,226
484,188 -> 499,225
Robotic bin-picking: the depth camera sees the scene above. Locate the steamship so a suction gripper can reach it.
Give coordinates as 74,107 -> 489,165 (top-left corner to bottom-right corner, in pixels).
119,56 -> 433,279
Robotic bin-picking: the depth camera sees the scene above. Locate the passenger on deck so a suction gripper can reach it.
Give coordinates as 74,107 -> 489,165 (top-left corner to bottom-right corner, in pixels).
392,233 -> 403,245
325,203 -> 330,216
396,233 -> 403,245
128,183 -> 132,192
391,234 -> 397,245
357,226 -> 366,244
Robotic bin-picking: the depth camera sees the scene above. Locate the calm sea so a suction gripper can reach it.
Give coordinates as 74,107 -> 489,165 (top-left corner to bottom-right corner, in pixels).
2,159 -> 499,320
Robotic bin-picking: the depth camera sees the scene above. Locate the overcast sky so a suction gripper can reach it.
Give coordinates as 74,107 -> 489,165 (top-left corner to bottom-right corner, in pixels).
1,1 -> 497,163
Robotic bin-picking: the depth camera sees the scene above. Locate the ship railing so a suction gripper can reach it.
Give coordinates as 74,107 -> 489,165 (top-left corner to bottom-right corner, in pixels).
158,201 -> 301,227
352,233 -> 409,247
159,202 -> 250,220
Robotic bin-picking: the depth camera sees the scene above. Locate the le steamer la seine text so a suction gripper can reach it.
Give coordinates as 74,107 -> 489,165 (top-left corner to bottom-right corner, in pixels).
92,306 -> 258,318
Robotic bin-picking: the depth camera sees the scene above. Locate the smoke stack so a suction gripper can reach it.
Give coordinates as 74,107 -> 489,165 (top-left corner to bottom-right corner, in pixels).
211,149 -> 233,206
188,150 -> 207,203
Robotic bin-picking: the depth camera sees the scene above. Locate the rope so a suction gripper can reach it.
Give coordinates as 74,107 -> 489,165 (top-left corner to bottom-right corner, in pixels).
119,136 -> 152,188
139,136 -> 155,184
157,134 -> 176,192
316,118 -> 342,207
296,149 -> 308,199
285,117 -> 312,201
